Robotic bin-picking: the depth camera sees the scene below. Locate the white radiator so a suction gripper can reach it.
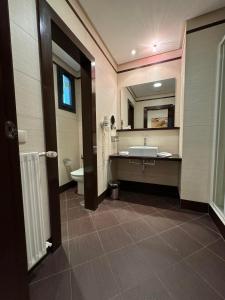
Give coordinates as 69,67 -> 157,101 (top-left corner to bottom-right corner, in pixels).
20,152 -> 47,270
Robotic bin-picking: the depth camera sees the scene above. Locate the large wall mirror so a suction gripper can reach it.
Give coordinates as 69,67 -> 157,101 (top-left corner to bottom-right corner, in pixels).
120,78 -> 176,130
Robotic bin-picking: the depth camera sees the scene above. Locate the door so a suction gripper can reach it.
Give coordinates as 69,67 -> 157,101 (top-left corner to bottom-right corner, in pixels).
0,0 -> 29,299
128,100 -> 134,129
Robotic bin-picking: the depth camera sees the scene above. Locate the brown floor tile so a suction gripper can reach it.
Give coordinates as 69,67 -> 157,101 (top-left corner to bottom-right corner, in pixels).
143,212 -> 176,233
161,207 -> 202,225
207,238 -> 225,261
120,276 -> 173,300
30,243 -> 70,283
121,219 -> 155,242
186,248 -> 225,297
112,206 -> 140,224
61,222 -> 68,241
67,197 -> 82,209
69,232 -> 104,266
67,206 -> 90,220
29,270 -> 71,300
68,216 -> 95,239
137,235 -> 181,273
66,188 -> 77,199
158,261 -> 223,300
107,244 -> 154,290
60,207 -> 67,223
99,225 -> 132,252
129,202 -> 157,217
160,226 -> 203,257
197,214 -> 220,233
91,211 -> 119,230
180,219 -> 221,246
59,192 -> 67,201
71,256 -> 119,300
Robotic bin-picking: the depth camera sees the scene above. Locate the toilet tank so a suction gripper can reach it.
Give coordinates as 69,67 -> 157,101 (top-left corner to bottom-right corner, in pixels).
63,158 -> 72,178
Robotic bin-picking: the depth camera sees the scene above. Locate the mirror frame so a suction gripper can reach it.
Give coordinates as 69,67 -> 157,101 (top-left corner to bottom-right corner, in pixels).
143,104 -> 175,129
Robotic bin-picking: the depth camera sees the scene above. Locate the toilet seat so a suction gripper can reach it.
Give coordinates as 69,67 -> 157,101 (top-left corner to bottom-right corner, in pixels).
71,168 -> 83,177
71,168 -> 84,195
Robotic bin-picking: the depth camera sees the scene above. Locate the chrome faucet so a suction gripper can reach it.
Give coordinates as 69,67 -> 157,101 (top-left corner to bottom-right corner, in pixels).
144,137 -> 148,146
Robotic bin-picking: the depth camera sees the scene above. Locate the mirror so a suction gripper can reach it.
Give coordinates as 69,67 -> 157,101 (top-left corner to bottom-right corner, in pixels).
120,78 -> 176,130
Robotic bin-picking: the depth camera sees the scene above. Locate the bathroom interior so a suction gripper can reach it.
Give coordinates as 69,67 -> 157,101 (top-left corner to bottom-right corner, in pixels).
2,0 -> 225,300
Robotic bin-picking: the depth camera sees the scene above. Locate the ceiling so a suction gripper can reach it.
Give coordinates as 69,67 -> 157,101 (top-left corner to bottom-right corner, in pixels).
52,41 -> 81,72
78,0 -> 225,64
128,78 -> 175,100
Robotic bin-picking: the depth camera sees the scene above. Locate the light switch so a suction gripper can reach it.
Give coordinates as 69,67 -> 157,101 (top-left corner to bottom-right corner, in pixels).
18,129 -> 27,144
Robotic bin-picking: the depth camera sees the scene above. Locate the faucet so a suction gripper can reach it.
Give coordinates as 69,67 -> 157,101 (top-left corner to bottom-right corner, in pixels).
144,137 -> 148,146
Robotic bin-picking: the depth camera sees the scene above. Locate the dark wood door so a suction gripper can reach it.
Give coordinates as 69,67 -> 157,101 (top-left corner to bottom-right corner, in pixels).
128,100 -> 134,129
0,1 -> 29,299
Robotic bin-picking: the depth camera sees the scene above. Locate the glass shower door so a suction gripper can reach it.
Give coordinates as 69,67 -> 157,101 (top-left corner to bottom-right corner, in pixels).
212,36 -> 225,216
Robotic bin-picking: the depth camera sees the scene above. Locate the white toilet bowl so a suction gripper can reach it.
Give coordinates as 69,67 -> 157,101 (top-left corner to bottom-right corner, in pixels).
71,168 -> 84,195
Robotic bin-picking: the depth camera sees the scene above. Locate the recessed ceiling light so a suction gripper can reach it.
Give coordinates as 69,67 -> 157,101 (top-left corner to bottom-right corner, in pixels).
152,44 -> 157,53
131,49 -> 136,56
153,82 -> 162,88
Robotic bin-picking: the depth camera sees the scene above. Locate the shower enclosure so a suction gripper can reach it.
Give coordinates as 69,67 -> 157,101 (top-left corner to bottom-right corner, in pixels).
211,35 -> 225,220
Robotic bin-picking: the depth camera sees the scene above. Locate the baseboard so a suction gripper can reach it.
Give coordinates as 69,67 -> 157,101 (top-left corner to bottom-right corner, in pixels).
209,206 -> 225,240
180,199 -> 209,213
97,188 -> 109,205
59,181 -> 76,193
119,180 -> 179,198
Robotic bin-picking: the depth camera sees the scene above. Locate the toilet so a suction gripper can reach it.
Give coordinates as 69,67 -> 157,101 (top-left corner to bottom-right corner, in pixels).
71,168 -> 84,195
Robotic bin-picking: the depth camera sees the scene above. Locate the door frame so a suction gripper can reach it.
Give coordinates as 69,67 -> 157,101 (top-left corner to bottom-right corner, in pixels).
0,0 -> 29,299
210,34 -> 225,223
36,0 -> 98,249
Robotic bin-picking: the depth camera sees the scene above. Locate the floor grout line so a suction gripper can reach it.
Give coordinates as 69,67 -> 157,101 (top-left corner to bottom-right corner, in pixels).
33,191 -> 225,300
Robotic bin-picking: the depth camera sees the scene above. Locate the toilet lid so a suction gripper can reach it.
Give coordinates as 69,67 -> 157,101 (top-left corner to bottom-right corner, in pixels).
71,168 -> 83,176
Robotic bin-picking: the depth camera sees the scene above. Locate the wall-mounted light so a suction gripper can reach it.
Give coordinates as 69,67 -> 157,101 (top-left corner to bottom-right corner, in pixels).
91,61 -> 96,66
131,49 -> 136,56
153,82 -> 162,88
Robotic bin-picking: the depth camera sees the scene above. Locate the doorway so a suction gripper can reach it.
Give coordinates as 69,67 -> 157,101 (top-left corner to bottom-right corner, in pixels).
128,99 -> 134,129
36,0 -> 98,250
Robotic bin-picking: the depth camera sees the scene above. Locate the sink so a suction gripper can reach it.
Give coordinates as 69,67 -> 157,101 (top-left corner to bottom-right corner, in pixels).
128,146 -> 158,157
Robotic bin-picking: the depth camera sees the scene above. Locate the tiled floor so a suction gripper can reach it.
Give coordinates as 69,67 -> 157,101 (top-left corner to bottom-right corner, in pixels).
29,189 -> 225,300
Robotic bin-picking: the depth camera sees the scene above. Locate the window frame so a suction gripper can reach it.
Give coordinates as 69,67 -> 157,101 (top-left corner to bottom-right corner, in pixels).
57,65 -> 76,113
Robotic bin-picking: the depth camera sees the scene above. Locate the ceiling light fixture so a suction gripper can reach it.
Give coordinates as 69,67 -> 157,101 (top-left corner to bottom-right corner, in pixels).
152,44 -> 157,53
153,82 -> 162,88
131,49 -> 136,56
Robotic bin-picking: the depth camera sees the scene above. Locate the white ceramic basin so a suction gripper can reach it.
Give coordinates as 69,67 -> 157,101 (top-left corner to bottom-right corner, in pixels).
128,146 -> 158,157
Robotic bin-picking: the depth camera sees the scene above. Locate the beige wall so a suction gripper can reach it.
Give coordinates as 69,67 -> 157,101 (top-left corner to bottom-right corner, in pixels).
118,130 -> 179,154
181,8 -> 225,203
53,56 -> 82,186
8,0 -> 51,240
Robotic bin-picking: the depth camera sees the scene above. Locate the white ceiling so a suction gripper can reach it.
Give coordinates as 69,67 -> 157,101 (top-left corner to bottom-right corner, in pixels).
129,78 -> 175,100
78,0 -> 225,64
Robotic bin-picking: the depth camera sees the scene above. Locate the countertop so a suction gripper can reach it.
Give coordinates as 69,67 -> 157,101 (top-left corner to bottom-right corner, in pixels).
109,153 -> 182,161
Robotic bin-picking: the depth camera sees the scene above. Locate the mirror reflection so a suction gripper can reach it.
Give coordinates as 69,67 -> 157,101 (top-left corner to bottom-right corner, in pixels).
120,78 -> 176,130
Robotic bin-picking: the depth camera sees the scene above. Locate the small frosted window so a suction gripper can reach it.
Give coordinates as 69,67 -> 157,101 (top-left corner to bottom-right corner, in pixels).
57,65 -> 75,113
62,74 -> 72,105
